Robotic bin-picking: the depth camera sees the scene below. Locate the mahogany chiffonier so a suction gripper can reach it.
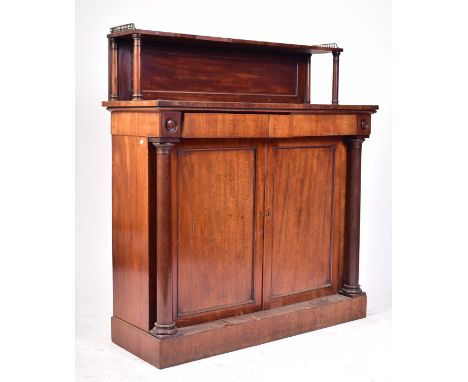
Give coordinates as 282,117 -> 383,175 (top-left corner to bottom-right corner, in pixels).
102,24 -> 378,368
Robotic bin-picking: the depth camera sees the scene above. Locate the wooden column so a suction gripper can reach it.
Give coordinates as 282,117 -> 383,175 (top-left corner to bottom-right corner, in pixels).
332,51 -> 340,104
110,38 -> 118,100
150,142 -> 177,336
340,137 -> 365,297
132,33 -> 142,100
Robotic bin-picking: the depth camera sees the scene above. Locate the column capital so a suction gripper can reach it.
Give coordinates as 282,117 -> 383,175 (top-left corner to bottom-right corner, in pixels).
151,141 -> 175,154
344,136 -> 365,147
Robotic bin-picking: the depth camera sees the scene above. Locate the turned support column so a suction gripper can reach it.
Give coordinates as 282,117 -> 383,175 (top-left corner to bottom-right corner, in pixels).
109,38 -> 118,100
132,33 -> 142,100
150,142 -> 177,336
340,137 -> 365,297
332,51 -> 340,104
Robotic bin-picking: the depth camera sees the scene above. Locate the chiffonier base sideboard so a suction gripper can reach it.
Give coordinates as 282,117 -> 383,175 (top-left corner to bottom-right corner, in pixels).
103,26 -> 378,369
111,294 -> 366,369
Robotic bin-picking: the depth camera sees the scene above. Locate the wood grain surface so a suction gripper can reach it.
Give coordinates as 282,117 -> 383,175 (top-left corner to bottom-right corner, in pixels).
140,44 -> 308,103
182,113 -> 269,138
111,110 -> 160,136
111,293 -> 367,369
112,135 -> 151,330
103,99 -> 379,113
268,114 -> 360,137
110,111 -> 370,138
263,138 -> 345,308
175,140 -> 265,326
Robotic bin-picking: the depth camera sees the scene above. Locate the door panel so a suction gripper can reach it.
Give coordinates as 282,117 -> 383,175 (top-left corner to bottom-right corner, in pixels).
263,138 -> 345,308
172,137 -> 344,325
174,140 -> 265,326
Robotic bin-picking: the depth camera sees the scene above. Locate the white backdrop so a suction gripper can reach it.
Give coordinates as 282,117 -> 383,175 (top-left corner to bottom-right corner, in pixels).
76,0 -> 391,380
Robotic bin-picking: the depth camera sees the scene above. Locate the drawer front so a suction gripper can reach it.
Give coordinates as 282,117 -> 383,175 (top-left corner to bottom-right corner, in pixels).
110,111 -> 371,138
182,113 -> 370,138
268,114 -> 370,137
182,113 -> 269,138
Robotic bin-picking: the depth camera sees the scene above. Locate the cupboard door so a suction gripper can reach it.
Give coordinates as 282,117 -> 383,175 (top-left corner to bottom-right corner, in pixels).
174,139 -> 266,326
263,138 -> 345,308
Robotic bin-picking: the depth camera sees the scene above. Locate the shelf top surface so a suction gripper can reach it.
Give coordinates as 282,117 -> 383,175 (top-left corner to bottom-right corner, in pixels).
102,100 -> 378,113
108,28 -> 343,55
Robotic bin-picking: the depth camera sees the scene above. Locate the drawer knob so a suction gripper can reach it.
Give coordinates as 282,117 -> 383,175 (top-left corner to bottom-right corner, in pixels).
165,118 -> 178,132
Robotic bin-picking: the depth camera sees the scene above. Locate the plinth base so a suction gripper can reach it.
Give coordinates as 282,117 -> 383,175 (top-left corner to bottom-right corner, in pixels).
111,293 -> 367,369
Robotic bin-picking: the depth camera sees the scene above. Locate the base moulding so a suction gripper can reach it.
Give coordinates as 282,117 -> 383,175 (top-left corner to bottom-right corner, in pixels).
111,293 -> 367,369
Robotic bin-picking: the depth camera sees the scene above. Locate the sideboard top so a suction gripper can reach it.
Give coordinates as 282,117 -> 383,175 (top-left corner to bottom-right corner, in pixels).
108,28 -> 342,55
102,100 -> 378,114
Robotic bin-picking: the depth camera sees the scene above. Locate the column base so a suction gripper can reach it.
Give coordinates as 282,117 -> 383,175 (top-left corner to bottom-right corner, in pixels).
339,284 -> 364,297
150,323 -> 177,337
